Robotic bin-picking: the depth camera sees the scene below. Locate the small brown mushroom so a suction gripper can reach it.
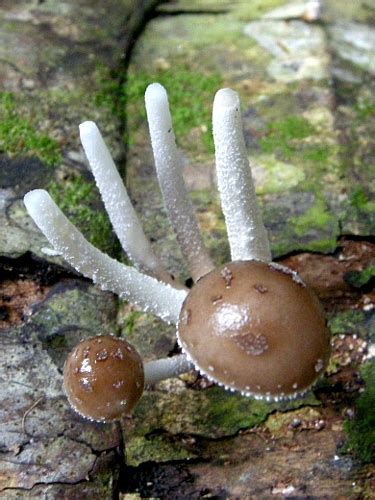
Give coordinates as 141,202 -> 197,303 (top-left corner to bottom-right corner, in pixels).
63,335 -> 144,422
177,260 -> 330,400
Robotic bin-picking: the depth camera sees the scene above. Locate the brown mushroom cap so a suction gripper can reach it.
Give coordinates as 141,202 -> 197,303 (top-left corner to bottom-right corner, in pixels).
177,260 -> 330,399
63,335 -> 144,421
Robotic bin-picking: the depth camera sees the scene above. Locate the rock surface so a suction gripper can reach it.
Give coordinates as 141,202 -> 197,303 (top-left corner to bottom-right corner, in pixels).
0,0 -> 374,498
0,0 -> 159,497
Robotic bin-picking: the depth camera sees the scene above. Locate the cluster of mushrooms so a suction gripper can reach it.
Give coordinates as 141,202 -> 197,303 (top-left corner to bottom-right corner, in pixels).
24,84 -> 331,423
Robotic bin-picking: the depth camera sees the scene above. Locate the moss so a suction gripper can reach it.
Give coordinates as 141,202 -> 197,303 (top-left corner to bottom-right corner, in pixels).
94,65 -> 127,126
349,187 -> 375,212
199,386 -> 320,437
258,115 -> 335,178
0,92 -> 62,167
126,434 -> 193,466
342,206 -> 375,237
343,185 -> 375,236
184,0 -> 287,20
203,386 -> 271,433
94,467 -> 116,494
265,195 -> 339,256
265,407 -> 321,435
344,360 -> 375,463
354,96 -> 375,121
328,309 -> 369,338
47,174 -> 119,256
127,384 -> 320,465
127,64 -> 221,152
45,333 -> 68,349
234,0 -> 289,20
302,145 -> 331,165
302,238 -> 338,254
291,197 -> 338,238
122,310 -> 143,336
345,264 -> 375,290
103,63 -> 222,153
265,192 -> 339,255
260,116 -> 316,160
190,189 -> 213,207
350,187 -> 369,210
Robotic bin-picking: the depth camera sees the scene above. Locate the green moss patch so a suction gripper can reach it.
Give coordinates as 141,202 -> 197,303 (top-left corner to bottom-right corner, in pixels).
302,144 -> 332,165
0,93 -> 62,167
328,309 -> 373,340
354,96 -> 375,121
126,64 -> 222,153
94,65 -> 127,126
349,187 -> 372,211
258,113 -> 338,184
125,384 -> 320,465
342,185 -> 375,236
234,0 -> 289,20
45,332 -> 68,350
344,264 -> 375,290
260,115 -> 316,159
290,197 -> 339,252
126,434 -> 194,466
348,187 -> 375,226
292,197 -> 335,235
121,310 -> 144,336
344,360 -> 375,463
95,63 -> 222,153
337,89 -> 375,236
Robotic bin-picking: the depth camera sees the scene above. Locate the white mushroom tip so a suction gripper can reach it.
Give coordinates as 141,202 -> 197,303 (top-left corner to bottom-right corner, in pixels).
145,82 -> 168,103
79,120 -> 98,135
24,189 -> 50,213
79,121 -> 105,173
214,88 -> 240,109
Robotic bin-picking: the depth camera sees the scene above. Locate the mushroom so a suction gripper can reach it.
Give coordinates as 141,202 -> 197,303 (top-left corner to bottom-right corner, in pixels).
24,82 -> 331,419
63,335 -> 144,421
63,334 -> 193,422
177,260 -> 330,401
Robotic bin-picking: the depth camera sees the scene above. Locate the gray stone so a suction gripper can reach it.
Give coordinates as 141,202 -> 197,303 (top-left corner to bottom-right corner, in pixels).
244,20 -> 329,81
329,21 -> 375,75
0,280 -> 121,492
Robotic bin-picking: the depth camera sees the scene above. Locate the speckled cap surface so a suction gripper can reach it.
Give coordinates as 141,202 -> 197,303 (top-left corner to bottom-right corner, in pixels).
63,335 -> 144,421
177,260 -> 330,399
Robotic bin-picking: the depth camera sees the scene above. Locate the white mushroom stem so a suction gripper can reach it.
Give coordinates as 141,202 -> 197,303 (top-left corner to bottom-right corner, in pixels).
145,83 -> 214,281
24,190 -> 187,324
212,88 -> 272,263
79,121 -> 175,287
144,354 -> 194,386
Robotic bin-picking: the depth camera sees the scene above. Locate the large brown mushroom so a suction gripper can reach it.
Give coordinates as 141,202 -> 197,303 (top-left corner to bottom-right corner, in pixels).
63,335 -> 144,422
177,260 -> 330,400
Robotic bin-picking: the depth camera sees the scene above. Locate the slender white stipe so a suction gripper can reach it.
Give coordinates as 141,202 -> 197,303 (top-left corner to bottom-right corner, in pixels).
145,83 -> 214,281
24,190 -> 187,323
212,88 -> 271,262
144,354 -> 194,386
79,121 -> 174,285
